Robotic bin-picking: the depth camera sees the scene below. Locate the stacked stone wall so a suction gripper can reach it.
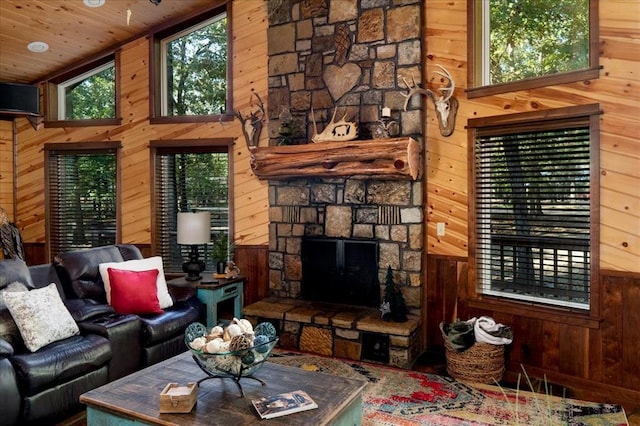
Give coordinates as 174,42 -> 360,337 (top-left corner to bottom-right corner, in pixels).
266,0 -> 424,315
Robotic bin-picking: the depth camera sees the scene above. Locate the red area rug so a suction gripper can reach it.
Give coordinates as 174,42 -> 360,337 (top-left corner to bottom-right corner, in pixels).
269,350 -> 628,426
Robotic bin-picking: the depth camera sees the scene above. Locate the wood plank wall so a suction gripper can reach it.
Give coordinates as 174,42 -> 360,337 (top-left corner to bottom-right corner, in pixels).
425,0 -> 639,271
4,0 -> 639,408
424,0 -> 640,407
9,0 -> 270,261
0,120 -> 14,227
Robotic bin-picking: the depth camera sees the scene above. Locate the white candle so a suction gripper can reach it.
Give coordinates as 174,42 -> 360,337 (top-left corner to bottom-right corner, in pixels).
382,106 -> 391,118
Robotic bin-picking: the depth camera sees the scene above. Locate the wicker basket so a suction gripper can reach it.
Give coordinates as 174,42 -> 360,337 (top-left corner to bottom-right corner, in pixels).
444,339 -> 505,384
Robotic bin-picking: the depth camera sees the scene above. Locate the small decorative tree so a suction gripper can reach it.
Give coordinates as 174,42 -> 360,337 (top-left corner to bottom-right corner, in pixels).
382,266 -> 408,322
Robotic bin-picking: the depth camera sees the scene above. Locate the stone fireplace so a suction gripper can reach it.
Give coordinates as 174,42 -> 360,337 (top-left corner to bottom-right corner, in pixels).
267,178 -> 423,307
243,0 -> 425,368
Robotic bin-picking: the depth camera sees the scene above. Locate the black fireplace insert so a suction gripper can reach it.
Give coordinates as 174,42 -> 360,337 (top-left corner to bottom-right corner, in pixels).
301,237 -> 380,307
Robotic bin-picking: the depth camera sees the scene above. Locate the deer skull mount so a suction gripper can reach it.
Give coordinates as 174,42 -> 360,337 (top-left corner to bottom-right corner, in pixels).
402,65 -> 458,137
235,93 -> 265,150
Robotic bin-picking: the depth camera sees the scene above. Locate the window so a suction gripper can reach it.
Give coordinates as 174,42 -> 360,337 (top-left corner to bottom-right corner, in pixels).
151,4 -> 231,121
45,54 -> 120,125
45,53 -> 120,127
153,142 -> 232,272
58,61 -> 115,120
46,144 -> 119,259
469,0 -> 599,96
469,105 -> 599,310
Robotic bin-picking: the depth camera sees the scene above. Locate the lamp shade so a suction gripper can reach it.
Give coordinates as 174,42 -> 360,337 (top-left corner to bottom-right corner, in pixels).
177,212 -> 211,245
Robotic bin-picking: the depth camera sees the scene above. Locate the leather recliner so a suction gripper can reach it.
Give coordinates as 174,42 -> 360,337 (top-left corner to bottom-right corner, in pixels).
0,259 -> 112,425
54,244 -> 202,367
0,246 -> 203,425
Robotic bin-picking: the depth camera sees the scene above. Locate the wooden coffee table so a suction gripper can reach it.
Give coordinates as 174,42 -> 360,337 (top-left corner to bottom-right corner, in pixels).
80,351 -> 367,425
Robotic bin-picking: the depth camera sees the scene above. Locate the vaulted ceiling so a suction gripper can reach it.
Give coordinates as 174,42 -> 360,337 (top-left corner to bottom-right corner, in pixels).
0,0 -> 215,84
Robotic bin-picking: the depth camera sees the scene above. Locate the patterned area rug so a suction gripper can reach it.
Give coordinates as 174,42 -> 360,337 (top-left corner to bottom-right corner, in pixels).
269,350 -> 628,426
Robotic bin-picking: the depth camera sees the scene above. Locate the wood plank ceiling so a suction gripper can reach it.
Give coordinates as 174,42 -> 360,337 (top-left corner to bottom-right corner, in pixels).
0,0 -> 215,84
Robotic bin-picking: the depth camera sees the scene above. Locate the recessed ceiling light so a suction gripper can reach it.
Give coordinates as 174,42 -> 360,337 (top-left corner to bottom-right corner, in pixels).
84,0 -> 105,7
27,41 -> 49,53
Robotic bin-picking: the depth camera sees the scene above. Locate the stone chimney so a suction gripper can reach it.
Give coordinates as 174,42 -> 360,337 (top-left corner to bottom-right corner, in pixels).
265,0 -> 424,316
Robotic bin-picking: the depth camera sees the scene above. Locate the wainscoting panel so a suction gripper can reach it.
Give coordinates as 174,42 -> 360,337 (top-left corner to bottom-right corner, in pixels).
234,244 -> 269,306
425,254 -> 640,408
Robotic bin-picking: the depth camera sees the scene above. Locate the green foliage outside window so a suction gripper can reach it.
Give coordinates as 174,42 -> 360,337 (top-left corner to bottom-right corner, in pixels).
485,0 -> 589,85
48,151 -> 116,254
64,66 -> 115,120
175,153 -> 228,212
155,150 -> 230,272
165,15 -> 228,116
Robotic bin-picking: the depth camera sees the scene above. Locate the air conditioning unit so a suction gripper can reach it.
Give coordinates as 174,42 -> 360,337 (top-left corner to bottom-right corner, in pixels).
0,82 -> 40,117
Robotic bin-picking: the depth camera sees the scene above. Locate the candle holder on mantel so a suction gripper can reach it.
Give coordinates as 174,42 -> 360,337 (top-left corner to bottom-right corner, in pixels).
372,106 -> 398,139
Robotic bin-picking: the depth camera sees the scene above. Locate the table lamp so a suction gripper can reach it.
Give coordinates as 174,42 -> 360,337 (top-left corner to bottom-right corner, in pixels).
177,211 -> 211,281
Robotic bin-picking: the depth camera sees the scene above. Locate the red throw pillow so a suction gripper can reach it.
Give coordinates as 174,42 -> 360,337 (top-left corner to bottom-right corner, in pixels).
107,268 -> 164,315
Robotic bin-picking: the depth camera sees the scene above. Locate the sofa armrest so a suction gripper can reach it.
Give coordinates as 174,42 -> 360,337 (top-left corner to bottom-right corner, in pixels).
0,337 -> 14,357
79,313 -> 142,380
0,354 -> 20,426
168,284 -> 197,303
64,298 -> 115,322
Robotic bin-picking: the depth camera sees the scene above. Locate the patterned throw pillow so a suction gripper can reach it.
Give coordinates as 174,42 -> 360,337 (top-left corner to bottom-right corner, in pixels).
0,281 -> 29,348
0,281 -> 28,309
3,283 -> 80,352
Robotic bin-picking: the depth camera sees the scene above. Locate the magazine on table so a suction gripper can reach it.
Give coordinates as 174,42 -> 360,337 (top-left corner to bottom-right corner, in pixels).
252,389 -> 318,419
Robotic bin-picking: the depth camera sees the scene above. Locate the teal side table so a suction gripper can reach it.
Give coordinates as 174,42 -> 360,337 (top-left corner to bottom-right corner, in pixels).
168,275 -> 244,327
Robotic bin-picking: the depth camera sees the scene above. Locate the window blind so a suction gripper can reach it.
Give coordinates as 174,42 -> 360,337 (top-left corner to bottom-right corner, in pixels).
47,149 -> 116,258
475,126 -> 592,308
155,149 -> 229,272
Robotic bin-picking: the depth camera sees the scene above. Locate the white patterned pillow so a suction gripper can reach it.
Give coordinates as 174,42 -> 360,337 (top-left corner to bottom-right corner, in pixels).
3,283 -> 80,352
0,281 -> 28,309
98,256 -> 173,309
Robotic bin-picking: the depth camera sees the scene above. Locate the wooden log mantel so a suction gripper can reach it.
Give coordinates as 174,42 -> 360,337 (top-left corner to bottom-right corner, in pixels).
250,137 -> 420,180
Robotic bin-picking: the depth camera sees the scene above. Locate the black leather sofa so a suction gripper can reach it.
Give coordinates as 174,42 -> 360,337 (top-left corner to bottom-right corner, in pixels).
54,244 -> 202,368
0,245 -> 202,425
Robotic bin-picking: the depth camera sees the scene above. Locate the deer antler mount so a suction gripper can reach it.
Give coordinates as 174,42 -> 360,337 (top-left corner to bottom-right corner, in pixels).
402,65 -> 458,137
235,93 -> 265,149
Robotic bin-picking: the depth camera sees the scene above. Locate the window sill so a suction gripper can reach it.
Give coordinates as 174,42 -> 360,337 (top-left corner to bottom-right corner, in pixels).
467,67 -> 601,99
149,114 -> 234,125
468,296 -> 601,329
45,118 -> 122,128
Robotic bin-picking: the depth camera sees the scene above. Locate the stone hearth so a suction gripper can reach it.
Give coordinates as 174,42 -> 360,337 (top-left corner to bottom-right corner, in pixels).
243,297 -> 421,369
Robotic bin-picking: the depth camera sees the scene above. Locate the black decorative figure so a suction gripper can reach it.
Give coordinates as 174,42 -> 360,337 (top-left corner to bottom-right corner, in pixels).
382,266 -> 408,322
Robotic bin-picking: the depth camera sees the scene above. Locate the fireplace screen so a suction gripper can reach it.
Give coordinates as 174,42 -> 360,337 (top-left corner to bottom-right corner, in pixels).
301,237 -> 380,307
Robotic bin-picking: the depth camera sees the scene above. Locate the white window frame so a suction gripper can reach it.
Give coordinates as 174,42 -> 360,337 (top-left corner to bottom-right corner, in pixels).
57,60 -> 115,120
469,104 -> 600,312
159,12 -> 227,117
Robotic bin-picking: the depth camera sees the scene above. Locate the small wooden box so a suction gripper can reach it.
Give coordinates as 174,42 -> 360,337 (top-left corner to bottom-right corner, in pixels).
159,382 -> 198,413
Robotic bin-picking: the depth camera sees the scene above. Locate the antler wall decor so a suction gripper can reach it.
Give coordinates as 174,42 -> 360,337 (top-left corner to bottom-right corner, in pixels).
235,92 -> 265,149
402,65 -> 458,137
311,107 -> 359,143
